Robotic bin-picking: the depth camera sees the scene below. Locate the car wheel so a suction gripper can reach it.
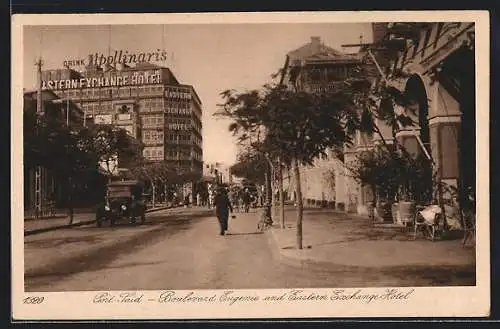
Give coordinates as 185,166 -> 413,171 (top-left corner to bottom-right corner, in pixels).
96,217 -> 103,228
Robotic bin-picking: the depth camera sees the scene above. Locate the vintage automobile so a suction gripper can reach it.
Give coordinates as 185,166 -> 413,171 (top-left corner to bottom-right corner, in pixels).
96,180 -> 147,227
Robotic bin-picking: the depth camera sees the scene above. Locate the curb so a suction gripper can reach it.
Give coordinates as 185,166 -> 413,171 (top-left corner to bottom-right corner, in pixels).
266,227 -> 476,274
266,228 -> 371,272
24,205 -> 178,236
24,220 -> 97,236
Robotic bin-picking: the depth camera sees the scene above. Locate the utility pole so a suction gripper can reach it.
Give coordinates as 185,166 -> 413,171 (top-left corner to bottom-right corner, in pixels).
66,97 -> 70,127
34,58 -> 44,219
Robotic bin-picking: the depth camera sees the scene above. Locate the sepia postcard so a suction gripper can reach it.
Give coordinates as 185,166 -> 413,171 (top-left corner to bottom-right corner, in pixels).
11,11 -> 490,320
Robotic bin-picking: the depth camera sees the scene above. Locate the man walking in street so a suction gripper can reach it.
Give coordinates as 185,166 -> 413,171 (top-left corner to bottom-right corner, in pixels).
214,187 -> 233,236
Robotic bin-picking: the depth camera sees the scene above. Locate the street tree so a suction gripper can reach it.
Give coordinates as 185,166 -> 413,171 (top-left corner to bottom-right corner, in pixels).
131,161 -> 186,207
231,150 -> 268,185
218,83 -> 360,249
81,124 -> 144,182
24,105 -> 98,223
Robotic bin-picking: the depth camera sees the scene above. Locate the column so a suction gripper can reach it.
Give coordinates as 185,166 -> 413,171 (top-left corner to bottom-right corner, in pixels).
428,82 -> 462,200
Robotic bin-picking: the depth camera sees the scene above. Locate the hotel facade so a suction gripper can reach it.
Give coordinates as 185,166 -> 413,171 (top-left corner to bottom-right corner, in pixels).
40,61 -> 203,176
281,22 -> 475,220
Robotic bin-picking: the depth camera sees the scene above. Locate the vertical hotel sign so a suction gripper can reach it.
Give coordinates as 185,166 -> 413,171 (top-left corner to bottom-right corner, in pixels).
165,86 -> 192,100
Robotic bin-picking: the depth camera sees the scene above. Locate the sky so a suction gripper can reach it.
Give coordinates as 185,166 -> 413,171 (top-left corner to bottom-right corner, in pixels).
23,23 -> 373,166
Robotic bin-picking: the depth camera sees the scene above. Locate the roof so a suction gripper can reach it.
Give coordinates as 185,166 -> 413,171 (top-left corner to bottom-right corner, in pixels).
287,36 -> 361,65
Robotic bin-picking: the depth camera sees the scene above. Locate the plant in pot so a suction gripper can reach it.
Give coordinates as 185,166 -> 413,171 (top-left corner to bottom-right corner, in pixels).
396,150 -> 433,226
373,149 -> 400,223
345,149 -> 385,226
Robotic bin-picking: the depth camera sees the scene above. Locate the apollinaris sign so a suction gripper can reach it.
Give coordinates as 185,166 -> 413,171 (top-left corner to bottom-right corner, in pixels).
42,70 -> 162,90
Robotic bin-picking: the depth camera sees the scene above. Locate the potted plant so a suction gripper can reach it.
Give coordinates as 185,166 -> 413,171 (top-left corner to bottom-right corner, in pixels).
346,149 -> 395,223
396,150 -> 433,226
374,149 -> 400,223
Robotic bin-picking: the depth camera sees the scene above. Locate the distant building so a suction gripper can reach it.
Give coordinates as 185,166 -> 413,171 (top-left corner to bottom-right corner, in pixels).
203,162 -> 232,185
279,36 -> 364,211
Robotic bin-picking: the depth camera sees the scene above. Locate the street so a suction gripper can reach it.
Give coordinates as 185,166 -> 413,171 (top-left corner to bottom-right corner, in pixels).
25,207 -> 475,292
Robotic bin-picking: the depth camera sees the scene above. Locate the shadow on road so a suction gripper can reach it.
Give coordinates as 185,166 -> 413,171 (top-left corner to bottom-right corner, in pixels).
25,209 -> 216,291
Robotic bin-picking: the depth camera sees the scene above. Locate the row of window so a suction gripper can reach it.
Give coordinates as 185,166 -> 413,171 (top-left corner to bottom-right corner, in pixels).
167,118 -> 191,125
165,101 -> 191,109
61,85 -> 164,100
138,98 -> 164,109
304,67 -> 357,82
142,114 -> 164,127
141,132 -> 203,144
143,147 -> 164,161
142,130 -> 164,143
78,100 -> 197,115
165,134 -> 190,141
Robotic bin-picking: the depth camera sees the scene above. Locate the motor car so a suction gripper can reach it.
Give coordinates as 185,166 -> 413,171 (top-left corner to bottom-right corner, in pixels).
95,180 -> 147,227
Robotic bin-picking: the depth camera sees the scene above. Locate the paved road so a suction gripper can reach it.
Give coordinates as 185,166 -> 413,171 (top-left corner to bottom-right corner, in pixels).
24,207 -> 474,292
25,207 -> 336,292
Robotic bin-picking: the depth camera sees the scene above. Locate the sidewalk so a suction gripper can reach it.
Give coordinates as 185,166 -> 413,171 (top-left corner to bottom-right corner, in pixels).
23,204 -> 174,235
268,206 -> 475,269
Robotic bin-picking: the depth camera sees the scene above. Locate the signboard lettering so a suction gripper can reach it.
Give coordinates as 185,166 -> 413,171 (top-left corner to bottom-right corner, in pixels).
165,87 -> 192,100
168,123 -> 190,130
42,70 -> 162,90
62,49 -> 168,68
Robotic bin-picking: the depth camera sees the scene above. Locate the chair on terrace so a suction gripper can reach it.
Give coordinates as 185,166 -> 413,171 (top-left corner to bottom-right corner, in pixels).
412,204 -> 445,241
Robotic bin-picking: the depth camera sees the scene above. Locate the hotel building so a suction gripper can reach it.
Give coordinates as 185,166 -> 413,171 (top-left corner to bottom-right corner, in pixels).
40,61 -> 203,176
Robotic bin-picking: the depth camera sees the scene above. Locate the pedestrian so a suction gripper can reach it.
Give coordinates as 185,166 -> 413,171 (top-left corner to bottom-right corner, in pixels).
243,189 -> 252,213
214,187 -> 233,236
196,192 -> 202,207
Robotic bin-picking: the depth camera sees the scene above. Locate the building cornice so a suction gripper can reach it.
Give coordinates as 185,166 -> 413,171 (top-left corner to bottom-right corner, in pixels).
428,115 -> 461,125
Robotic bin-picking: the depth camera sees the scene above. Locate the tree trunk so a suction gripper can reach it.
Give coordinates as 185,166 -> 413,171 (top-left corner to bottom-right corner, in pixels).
67,176 -> 74,225
270,161 -> 276,220
264,170 -> 273,223
164,183 -> 168,205
152,183 -> 156,208
293,158 -> 303,250
270,162 -> 276,206
369,185 -> 377,227
158,179 -> 164,203
263,157 -> 273,203
279,162 -> 285,229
